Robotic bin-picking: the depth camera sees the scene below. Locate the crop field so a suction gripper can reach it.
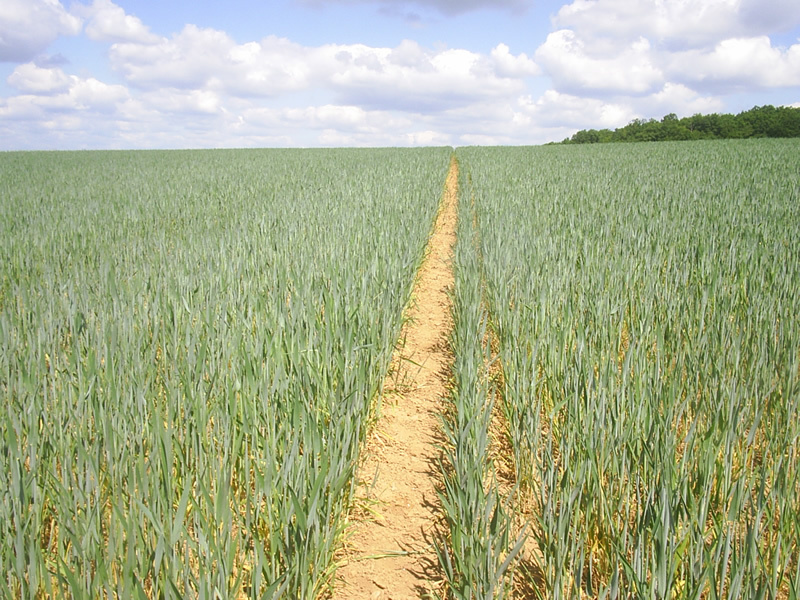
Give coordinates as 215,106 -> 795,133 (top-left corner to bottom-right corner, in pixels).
2,140 -> 799,600
0,147 -> 451,597
456,139 -> 800,598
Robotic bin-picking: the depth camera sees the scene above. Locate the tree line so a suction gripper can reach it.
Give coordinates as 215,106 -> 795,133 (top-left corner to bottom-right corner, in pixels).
559,105 -> 800,144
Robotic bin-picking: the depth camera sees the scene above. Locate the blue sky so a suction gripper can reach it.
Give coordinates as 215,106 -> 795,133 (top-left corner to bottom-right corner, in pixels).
1,0 -> 799,149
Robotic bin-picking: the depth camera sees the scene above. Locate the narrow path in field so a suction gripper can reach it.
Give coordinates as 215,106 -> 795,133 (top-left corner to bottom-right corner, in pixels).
335,156 -> 458,599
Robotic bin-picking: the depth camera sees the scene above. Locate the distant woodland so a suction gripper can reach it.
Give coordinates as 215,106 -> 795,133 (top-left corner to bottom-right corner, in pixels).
560,105 -> 800,144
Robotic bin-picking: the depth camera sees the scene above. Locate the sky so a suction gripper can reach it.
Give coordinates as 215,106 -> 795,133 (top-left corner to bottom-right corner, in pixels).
1,0 -> 799,149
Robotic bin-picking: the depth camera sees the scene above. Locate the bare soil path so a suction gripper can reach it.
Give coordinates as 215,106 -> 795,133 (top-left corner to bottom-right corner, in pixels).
334,156 -> 459,599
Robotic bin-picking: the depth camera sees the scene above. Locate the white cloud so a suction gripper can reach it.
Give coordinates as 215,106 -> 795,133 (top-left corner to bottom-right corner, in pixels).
328,42 -> 531,110
521,90 -> 635,129
2,66 -> 128,119
668,37 -> 800,90
239,104 -> 420,147
490,43 -> 540,78
645,82 -> 724,115
554,0 -> 800,49
241,104 -> 441,144
139,89 -> 222,115
283,105 -> 383,131
536,1 -> 800,103
387,39 -> 430,68
0,0 -> 81,62
73,0 -> 160,44
69,77 -> 129,109
404,129 -> 451,145
110,28 -> 314,94
109,31 -> 535,111
535,30 -> 663,95
1,0 -> 797,150
7,62 -> 72,94
514,84 -> 723,140
317,126 -> 451,147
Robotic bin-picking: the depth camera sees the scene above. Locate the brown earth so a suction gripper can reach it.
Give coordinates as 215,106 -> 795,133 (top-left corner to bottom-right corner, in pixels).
334,156 -> 459,599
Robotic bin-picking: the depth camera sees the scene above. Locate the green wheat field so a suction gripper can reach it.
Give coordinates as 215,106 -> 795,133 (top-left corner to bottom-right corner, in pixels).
1,140 -> 798,598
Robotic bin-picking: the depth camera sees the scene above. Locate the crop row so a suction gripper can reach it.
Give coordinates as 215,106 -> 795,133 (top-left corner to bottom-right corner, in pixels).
4,140 -> 799,599
455,139 -> 800,598
0,147 -> 451,598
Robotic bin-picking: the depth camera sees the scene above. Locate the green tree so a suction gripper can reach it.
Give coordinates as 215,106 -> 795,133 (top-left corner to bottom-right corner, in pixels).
559,105 -> 800,144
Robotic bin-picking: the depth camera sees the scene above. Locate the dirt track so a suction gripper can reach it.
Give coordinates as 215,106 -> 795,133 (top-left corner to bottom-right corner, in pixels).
335,156 -> 458,599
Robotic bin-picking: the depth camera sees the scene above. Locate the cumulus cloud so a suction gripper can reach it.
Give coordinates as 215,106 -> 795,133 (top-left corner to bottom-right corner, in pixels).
645,82 -> 724,115
223,103 -> 443,146
554,0 -> 800,49
299,0 -> 531,16
6,63 -> 131,109
0,0 -> 546,150
110,28 -> 320,95
73,0 -> 161,44
667,37 -> 800,91
121,32 -> 347,101
138,89 -> 223,115
329,42 -> 532,110
109,30 -> 536,111
490,44 -> 540,78
315,127 -> 451,147
520,90 -> 635,129
2,66 -> 128,119
515,83 -> 723,138
7,62 -> 72,94
2,0 -> 797,150
535,30 -> 663,95
68,77 -> 129,109
0,0 -> 81,62
288,105 -> 375,129
535,0 -> 800,103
